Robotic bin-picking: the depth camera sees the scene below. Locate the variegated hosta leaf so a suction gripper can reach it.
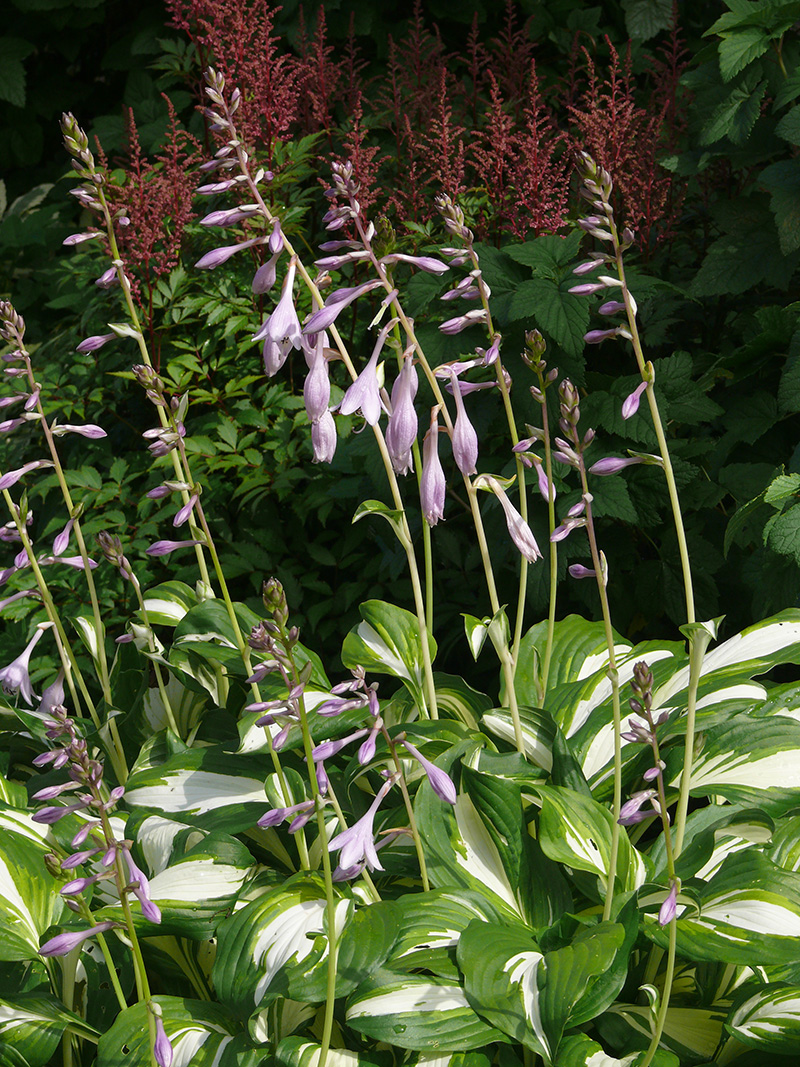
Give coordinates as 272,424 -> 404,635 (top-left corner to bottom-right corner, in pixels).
597,1003 -> 725,1064
142,673 -> 208,736
481,706 -> 556,772
388,673 -> 493,730
385,888 -> 509,980
125,744 -> 269,834
536,785 -> 648,895
96,996 -> 243,1067
647,851 -> 800,966
341,600 -> 437,716
415,763 -> 571,928
666,715 -> 800,814
0,992 -> 99,1067
555,1033 -> 679,1067
109,813 -> 256,937
727,982 -> 800,1053
515,615 -> 634,705
457,918 -> 626,1062
141,580 -> 199,626
345,968 -> 503,1051
0,820 -> 64,960
213,875 -> 395,1023
276,1035 -> 389,1067
172,598 -> 264,675
647,803 -> 773,882
769,813 -> 800,872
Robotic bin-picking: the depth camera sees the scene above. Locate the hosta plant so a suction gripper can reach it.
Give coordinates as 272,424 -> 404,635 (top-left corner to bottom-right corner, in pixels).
3,46 -> 800,1067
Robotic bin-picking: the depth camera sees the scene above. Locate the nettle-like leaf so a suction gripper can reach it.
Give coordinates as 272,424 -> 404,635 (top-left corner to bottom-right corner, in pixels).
647,851 -> 800,967
727,982 -> 800,1054
341,600 -> 437,716
345,966 -> 503,1051
0,816 -> 65,961
458,917 -> 626,1063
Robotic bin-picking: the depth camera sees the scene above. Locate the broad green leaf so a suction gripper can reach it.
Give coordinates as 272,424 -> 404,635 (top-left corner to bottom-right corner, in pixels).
766,504 -> 800,564
96,997 -> 238,1067
346,968 -> 503,1051
276,1036 -> 388,1067
728,983 -> 800,1053
621,0 -> 673,40
0,992 -> 98,1067
481,706 -> 556,772
536,785 -> 648,895
0,825 -> 64,960
0,38 -> 34,108
213,875 -> 351,1017
141,580 -> 199,625
172,599 -> 262,674
666,714 -> 800,812
125,744 -> 269,834
342,601 -> 436,716
415,761 -> 571,928
700,74 -> 766,143
718,29 -> 770,81
458,918 -> 625,1061
352,501 -> 409,547
507,278 -> 589,359
647,852 -> 800,966
760,159 -> 800,254
556,1033 -> 678,1067
597,1003 -> 725,1063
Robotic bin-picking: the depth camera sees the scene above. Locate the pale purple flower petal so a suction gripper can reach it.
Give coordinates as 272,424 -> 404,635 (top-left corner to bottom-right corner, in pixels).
339,321 -> 395,425
380,254 -> 449,274
252,253 -> 280,294
303,280 -> 383,334
76,334 -> 116,353
94,267 -> 118,289
0,625 -> 46,705
475,475 -> 541,563
303,337 -> 331,422
146,539 -> 201,557
439,309 -> 487,334
154,1016 -> 174,1067
311,411 -> 337,463
328,774 -> 398,872
569,564 -> 596,579
589,456 -> 643,475
0,460 -> 53,491
52,424 -> 106,439
659,882 -> 678,926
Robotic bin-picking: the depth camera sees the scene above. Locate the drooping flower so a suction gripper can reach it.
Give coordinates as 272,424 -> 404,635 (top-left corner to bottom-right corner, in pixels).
449,370 -> 478,476
311,410 -> 337,464
303,334 -> 331,423
303,280 -> 384,334
121,846 -> 161,924
0,624 -> 47,705
401,739 -> 456,804
421,409 -> 446,526
659,880 -> 679,926
474,475 -> 542,563
253,258 -> 302,374
384,354 -> 418,475
39,920 -> 117,957
339,321 -> 395,426
622,381 -> 648,419
153,1015 -> 174,1067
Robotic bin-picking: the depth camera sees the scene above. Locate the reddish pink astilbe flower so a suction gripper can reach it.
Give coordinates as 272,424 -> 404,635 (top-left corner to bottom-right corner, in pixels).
421,66 -> 466,206
166,0 -> 300,163
295,7 -> 342,138
485,0 -> 536,106
110,100 -> 201,317
570,40 -> 684,250
339,94 -> 382,219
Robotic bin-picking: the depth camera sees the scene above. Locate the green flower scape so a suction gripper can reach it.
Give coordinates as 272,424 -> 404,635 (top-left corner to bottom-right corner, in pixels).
3,1 -> 800,1065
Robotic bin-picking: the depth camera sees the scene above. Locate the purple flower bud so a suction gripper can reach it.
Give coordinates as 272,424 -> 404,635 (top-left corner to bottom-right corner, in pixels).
199,206 -> 258,227
173,493 -> 198,528
52,519 -> 74,557
252,253 -> 280,294
303,280 -> 384,334
659,881 -> 678,926
0,460 -> 53,491
622,382 -> 647,419
450,370 -> 478,476
154,1016 -> 174,1067
63,231 -> 102,246
421,409 -> 446,526
312,729 -> 368,762
598,300 -> 627,316
76,334 -> 116,353
569,564 -> 596,579
568,282 -> 607,297
589,456 -> 642,475
401,739 -> 456,804
94,267 -> 118,289
39,920 -> 117,957
618,789 -> 657,826
380,254 -> 449,274
584,328 -> 622,344
439,309 -> 488,334
52,424 -> 107,439
146,539 -> 201,557
311,411 -> 337,463
303,337 -> 331,422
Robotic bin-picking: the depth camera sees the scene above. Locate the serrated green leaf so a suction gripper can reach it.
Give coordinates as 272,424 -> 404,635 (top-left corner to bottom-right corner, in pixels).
507,278 -> 589,358
718,28 -> 770,81
700,75 -> 766,144
766,504 -> 800,563
622,0 -> 673,39
760,159 -> 800,254
765,473 -> 800,505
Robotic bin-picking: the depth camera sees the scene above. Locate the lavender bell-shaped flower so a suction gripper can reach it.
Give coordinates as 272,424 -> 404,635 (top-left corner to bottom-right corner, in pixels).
303,334 -> 331,423
339,320 -> 395,426
254,258 -> 302,376
449,370 -> 478,476
385,354 -> 418,475
474,475 -> 542,563
311,410 -> 337,464
401,739 -> 456,804
421,408 -> 445,526
328,773 -> 398,873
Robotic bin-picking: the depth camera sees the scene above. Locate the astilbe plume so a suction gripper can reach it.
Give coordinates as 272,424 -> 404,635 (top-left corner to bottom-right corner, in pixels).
166,0 -> 300,162
570,40 -> 684,250
107,102 -> 201,326
295,7 -> 342,140
484,0 -> 536,106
